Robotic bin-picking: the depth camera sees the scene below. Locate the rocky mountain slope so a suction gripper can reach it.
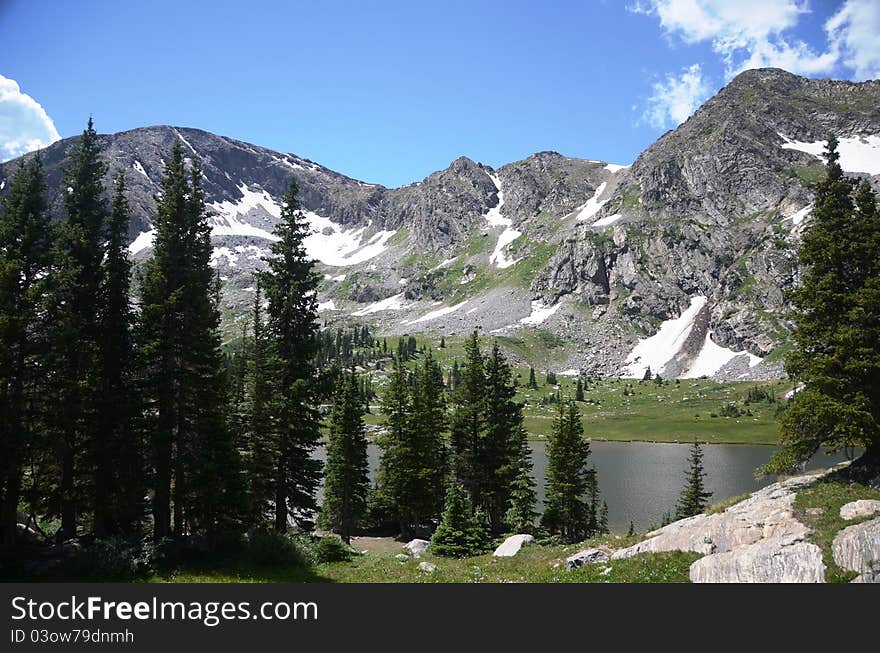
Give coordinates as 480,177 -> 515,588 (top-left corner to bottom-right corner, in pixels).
2,68 -> 878,379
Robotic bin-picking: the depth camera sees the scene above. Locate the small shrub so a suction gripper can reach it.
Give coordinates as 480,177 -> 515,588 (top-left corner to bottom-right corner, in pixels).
247,531 -> 309,567
312,536 -> 355,564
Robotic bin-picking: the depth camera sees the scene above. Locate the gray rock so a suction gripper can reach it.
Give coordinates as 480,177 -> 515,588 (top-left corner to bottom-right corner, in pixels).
394,554 -> 409,563
566,548 -> 610,569
839,500 -> 880,521
689,536 -> 825,583
832,517 -> 880,582
418,562 -> 437,574
403,539 -> 430,555
493,534 -> 535,557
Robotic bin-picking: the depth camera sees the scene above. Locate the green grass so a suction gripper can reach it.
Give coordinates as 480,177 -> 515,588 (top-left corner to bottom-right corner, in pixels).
793,475 -> 880,583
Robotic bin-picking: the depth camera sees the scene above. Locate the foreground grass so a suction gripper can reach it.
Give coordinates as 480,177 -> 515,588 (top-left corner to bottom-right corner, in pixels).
150,534 -> 699,584
793,475 -> 880,583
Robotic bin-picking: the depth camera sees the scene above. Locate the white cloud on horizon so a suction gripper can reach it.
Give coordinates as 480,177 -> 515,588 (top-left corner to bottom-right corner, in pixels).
825,0 -> 880,81
0,74 -> 61,162
642,63 -> 712,130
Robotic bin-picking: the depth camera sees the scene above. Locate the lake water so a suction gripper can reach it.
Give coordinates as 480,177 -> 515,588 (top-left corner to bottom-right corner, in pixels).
316,441 -> 854,533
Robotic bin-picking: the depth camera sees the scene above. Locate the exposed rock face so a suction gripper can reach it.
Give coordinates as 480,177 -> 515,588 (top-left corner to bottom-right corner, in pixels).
566,548 -> 610,569
839,500 -> 880,521
689,536 -> 825,583
3,69 -> 878,375
493,534 -> 535,557
832,517 -> 880,583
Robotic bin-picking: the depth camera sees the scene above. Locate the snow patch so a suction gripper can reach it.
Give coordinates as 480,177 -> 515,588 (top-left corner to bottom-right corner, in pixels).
682,331 -> 761,379
604,163 -> 629,173
779,133 -> 880,175
128,229 -> 156,255
210,183 -> 282,241
785,204 -> 812,225
592,213 -> 622,227
210,246 -> 238,268
175,129 -> 197,155
622,296 -> 708,379
132,160 -> 150,181
406,300 -> 469,325
432,256 -> 458,271
575,182 -> 608,222
558,369 -> 580,376
351,293 -> 408,316
303,213 -> 396,267
519,300 -> 561,326
484,173 -> 522,269
317,299 -> 337,312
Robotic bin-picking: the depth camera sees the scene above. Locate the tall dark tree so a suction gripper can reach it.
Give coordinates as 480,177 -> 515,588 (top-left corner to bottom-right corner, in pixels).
96,171 -> 142,535
48,118 -> 108,537
542,400 -> 597,542
139,143 -> 240,540
259,178 -> 322,531
575,377 -> 585,402
430,483 -> 488,558
449,331 -> 486,510
674,440 -> 712,520
527,367 -> 538,390
0,154 -> 51,546
321,371 -> 369,544
409,350 -> 449,521
765,137 -> 880,473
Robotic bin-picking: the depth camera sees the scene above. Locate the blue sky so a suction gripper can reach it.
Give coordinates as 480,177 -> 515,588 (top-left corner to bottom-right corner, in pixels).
1,0 -> 878,186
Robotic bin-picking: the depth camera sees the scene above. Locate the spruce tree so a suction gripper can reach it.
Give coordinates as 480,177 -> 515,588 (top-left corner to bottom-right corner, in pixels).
576,377 -> 585,402
259,178 -> 322,531
321,371 -> 369,544
504,424 -> 537,534
97,171 -> 142,535
430,483 -> 488,557
139,143 -> 241,540
674,440 -> 712,520
542,400 -> 595,542
0,154 -> 51,546
764,137 -> 880,473
48,118 -> 108,538
409,350 -> 449,521
527,366 -> 538,390
449,331 -> 486,510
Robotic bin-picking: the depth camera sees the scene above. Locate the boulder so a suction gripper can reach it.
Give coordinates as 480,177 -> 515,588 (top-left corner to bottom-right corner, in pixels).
689,536 -> 826,583
418,562 -> 437,574
612,473 -> 821,561
493,534 -> 535,557
566,548 -> 610,569
839,500 -> 880,521
832,517 -> 880,582
404,539 -> 430,555
394,554 -> 409,562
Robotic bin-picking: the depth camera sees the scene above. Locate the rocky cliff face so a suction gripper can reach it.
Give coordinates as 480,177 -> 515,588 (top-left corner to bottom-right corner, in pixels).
2,68 -> 878,378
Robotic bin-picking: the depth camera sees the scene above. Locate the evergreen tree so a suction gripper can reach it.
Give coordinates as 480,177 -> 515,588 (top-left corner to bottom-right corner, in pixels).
575,377 -> 585,402
527,367 -> 538,390
430,483 -> 488,557
483,342 -> 528,532
674,440 -> 712,520
259,179 -> 323,531
48,118 -> 108,538
409,351 -> 449,521
450,359 -> 461,391
764,137 -> 880,473
321,371 -> 369,544
97,171 -> 142,535
504,424 -> 537,534
542,400 -> 596,542
139,143 -> 241,540
0,154 -> 51,546
439,336 -> 445,349
449,331 -> 486,510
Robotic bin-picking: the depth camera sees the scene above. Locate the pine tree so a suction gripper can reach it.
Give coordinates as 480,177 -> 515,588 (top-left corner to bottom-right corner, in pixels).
575,377 -> 585,402
527,367 -> 538,390
321,371 -> 369,544
764,137 -> 880,474
439,336 -> 445,349
674,440 -> 712,520
450,359 -> 461,391
430,483 -> 488,557
260,178 -> 323,531
0,154 -> 52,546
409,350 -> 449,521
449,331 -> 486,510
97,171 -> 142,535
542,400 -> 595,542
139,142 -> 241,541
483,342 -> 528,532
504,423 -> 537,534
48,118 -> 108,538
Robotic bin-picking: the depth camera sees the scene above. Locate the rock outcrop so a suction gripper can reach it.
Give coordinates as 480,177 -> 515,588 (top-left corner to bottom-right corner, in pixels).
566,548 -> 610,570
839,500 -> 880,521
689,536 -> 825,583
493,534 -> 535,558
832,517 -> 880,583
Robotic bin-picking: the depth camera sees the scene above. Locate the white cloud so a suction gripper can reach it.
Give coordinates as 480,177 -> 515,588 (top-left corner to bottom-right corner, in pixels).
631,0 -> 837,77
0,74 -> 61,162
642,64 -> 711,129
825,0 -> 880,81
